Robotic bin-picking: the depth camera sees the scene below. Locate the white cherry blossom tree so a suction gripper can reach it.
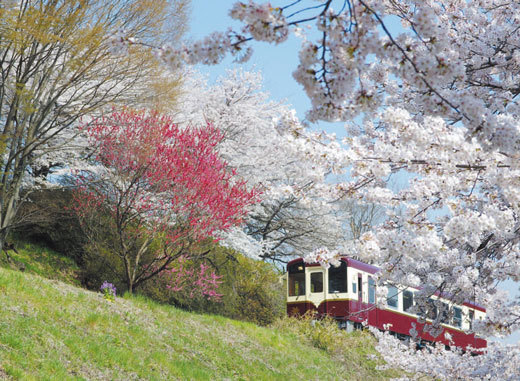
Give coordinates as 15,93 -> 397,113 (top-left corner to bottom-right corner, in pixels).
175,69 -> 355,262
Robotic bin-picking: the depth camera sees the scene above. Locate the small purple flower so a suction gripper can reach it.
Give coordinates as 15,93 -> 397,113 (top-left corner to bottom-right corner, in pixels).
100,281 -> 116,301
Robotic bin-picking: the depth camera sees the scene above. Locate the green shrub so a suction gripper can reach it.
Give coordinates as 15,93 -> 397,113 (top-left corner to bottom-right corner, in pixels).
14,189 -> 285,325
141,243 -> 286,326
219,252 -> 285,325
272,313 -> 345,353
80,241 -> 127,292
13,188 -> 170,293
271,315 -> 404,378
13,188 -> 86,263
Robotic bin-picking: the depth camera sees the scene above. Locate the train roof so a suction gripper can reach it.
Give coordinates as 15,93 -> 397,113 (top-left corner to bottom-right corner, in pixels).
287,256 -> 485,312
287,256 -> 378,273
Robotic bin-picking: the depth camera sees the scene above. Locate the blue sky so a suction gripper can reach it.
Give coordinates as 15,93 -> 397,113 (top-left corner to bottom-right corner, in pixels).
188,1 -> 519,345
187,1 -> 305,103
187,0 -> 342,132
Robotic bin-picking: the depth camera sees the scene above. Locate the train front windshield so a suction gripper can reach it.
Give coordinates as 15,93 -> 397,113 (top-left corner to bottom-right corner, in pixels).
288,262 -> 305,296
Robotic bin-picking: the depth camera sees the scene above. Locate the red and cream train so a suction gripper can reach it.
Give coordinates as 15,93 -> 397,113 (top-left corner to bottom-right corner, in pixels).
286,256 -> 487,350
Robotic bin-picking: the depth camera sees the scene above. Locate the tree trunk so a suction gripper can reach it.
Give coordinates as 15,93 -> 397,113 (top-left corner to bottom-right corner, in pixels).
124,256 -> 134,294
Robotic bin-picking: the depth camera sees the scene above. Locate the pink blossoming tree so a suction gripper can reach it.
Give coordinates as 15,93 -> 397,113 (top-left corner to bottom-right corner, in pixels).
72,109 -> 258,293
161,255 -> 223,301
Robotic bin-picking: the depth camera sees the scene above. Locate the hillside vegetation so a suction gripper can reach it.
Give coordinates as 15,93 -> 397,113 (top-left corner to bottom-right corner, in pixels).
0,242 -> 400,380
0,240 -> 81,286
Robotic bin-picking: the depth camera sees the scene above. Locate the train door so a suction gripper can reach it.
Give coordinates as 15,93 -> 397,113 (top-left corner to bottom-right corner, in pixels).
357,273 -> 368,322
308,268 -> 325,309
357,274 -> 363,304
368,276 -> 377,326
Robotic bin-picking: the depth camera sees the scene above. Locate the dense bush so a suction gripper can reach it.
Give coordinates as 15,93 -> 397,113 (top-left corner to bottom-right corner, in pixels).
12,188 -> 132,290
80,240 -> 129,292
271,315 -> 403,378
14,189 -> 285,325
273,313 -> 347,353
141,244 -> 286,326
13,188 -> 86,264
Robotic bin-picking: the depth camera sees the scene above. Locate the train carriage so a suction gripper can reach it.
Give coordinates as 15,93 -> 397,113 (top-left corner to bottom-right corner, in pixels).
286,256 -> 487,350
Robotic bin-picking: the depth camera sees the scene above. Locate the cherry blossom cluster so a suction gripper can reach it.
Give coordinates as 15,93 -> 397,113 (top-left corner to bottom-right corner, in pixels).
303,247 -> 341,269
157,31 -> 235,69
175,0 -> 520,154
106,29 -> 137,55
371,328 -> 520,380
229,1 -> 289,43
154,2 -> 289,68
341,110 -> 517,326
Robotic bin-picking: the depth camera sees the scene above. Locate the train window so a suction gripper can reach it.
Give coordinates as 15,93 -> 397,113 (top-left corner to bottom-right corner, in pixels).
387,285 -> 398,309
403,290 -> 414,312
328,261 -> 347,293
453,307 -> 462,328
352,277 -> 357,294
427,298 -> 438,320
288,263 -> 305,296
417,298 -> 438,320
468,310 -> 474,330
368,277 -> 376,304
440,302 -> 449,324
311,272 -> 323,293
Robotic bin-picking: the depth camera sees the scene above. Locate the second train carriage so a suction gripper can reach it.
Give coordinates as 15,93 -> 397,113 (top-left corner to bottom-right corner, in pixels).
286,256 -> 487,350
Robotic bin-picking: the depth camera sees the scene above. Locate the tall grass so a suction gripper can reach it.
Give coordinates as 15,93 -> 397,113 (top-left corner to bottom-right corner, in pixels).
0,267 -> 400,380
0,239 -> 80,286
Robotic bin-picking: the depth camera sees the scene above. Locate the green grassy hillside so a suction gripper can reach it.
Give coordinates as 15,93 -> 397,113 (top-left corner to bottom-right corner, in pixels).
0,242 -> 400,380
0,239 -> 81,286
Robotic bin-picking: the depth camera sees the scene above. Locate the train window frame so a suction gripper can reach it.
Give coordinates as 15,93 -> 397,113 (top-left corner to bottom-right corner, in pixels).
352,276 -> 357,294
310,272 -> 324,293
387,285 -> 399,309
328,261 -> 347,293
403,290 -> 414,312
287,262 -> 305,297
453,306 -> 462,328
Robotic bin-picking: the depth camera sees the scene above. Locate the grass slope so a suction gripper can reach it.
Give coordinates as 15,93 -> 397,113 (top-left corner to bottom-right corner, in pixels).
0,242 -> 400,380
0,240 -> 80,286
